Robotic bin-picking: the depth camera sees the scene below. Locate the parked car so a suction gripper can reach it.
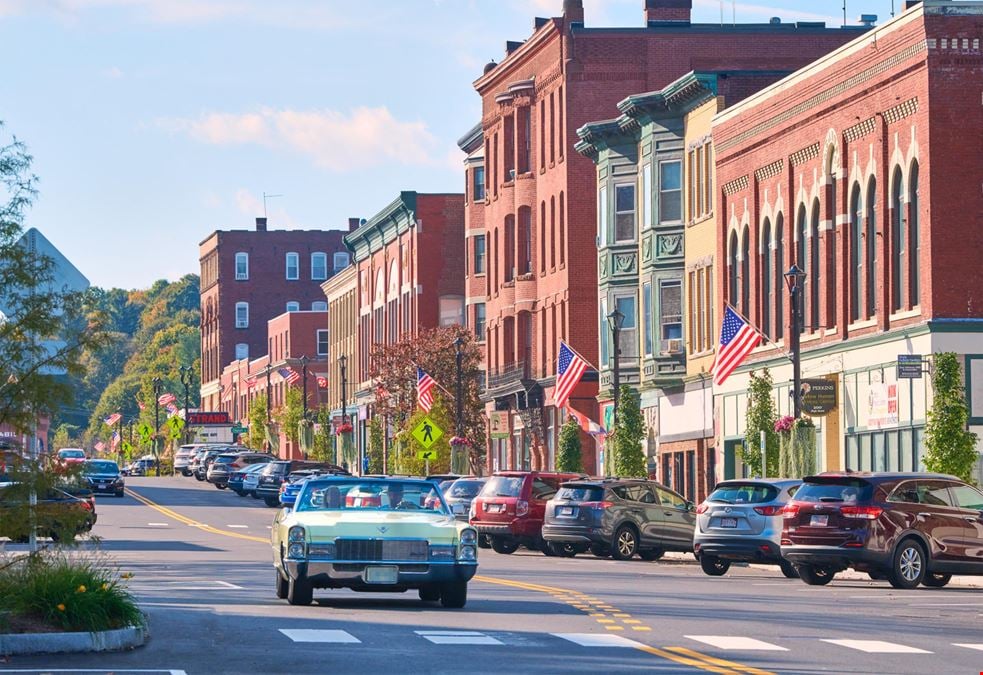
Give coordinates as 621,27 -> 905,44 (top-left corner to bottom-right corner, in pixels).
242,463 -> 270,498
124,457 -> 158,476
278,470 -> 329,507
187,448 -> 210,477
230,462 -> 269,496
207,452 -> 274,489
444,477 -> 487,521
541,478 -> 696,559
781,472 -> 983,588
272,476 -> 477,607
175,444 -> 222,476
256,461 -> 347,507
81,459 -> 125,497
470,471 -> 586,554
56,448 -> 87,466
0,484 -> 97,542
195,448 -> 232,481
693,479 -> 801,577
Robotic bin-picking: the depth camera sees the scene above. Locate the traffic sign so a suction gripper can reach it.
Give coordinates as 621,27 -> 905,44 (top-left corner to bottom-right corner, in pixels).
166,416 -> 185,432
411,416 -> 443,449
231,424 -> 248,434
136,423 -> 154,442
417,449 -> 438,461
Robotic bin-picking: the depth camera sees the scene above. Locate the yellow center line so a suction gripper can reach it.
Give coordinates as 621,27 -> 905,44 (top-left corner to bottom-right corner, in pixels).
635,646 -> 739,675
125,487 -> 268,544
666,647 -> 776,675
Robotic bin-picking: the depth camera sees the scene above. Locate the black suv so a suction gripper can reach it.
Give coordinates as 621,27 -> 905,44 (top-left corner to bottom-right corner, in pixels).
541,478 -> 696,560
256,460 -> 347,507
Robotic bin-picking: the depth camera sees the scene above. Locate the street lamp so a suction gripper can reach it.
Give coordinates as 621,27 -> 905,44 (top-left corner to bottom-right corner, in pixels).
606,307 -> 625,428
338,354 -> 348,470
263,363 -> 273,453
152,377 -> 162,477
454,336 -> 465,474
784,264 -> 807,419
179,365 -> 193,446
299,355 -> 310,422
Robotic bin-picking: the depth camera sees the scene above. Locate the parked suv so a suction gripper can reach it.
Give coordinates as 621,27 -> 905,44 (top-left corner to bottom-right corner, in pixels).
255,460 -> 347,507
542,478 -> 696,560
194,448 -> 233,481
176,444 -> 223,476
781,472 -> 983,588
207,452 -> 274,489
470,471 -> 586,554
694,479 -> 801,577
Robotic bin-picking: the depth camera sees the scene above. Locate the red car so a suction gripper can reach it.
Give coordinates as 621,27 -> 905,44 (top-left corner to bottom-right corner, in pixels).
56,448 -> 87,466
470,471 -> 586,554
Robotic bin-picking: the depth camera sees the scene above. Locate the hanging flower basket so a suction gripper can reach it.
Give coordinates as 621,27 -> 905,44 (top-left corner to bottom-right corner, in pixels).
449,436 -> 472,448
335,422 -> 353,436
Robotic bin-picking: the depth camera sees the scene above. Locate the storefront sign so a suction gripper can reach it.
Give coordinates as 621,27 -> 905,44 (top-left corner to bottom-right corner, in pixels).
186,411 -> 230,425
489,411 -> 510,439
897,354 -> 923,379
868,383 -> 899,429
800,379 -> 837,415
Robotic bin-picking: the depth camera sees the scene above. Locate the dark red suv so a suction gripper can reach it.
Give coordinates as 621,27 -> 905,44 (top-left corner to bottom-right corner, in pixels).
781,472 -> 983,588
470,471 -> 586,554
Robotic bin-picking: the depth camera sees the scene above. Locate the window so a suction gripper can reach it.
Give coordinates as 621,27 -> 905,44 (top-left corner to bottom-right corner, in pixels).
333,251 -> 350,271
728,231 -> 738,307
797,205 -> 808,334
311,252 -> 327,280
761,219 -> 772,338
660,280 -> 682,349
235,343 -> 249,360
643,282 -> 653,357
614,184 -> 635,242
235,252 -> 248,280
741,226 -> 750,317
614,294 -> 637,358
891,167 -> 905,312
810,200 -> 820,332
316,329 -> 328,356
518,207 -> 532,275
642,164 -> 652,230
286,301 -> 300,313
850,183 -> 863,322
312,301 -> 327,312
688,267 -> 713,354
949,484 -> 983,510
504,215 -> 515,282
474,235 -> 486,274
285,252 -> 299,280
235,302 -> 249,328
473,166 -> 485,201
474,303 -> 486,341
659,161 -> 682,222
909,161 -> 920,306
559,192 -> 566,265
598,186 -> 607,247
775,214 -> 784,340
550,197 -> 556,269
865,177 -> 877,318
599,297 -> 608,365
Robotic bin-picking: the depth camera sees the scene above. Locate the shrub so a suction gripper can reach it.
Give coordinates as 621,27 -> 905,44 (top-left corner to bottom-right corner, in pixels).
556,418 -> 584,473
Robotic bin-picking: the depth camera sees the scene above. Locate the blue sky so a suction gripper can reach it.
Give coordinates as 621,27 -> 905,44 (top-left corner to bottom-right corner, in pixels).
1,0 -> 898,289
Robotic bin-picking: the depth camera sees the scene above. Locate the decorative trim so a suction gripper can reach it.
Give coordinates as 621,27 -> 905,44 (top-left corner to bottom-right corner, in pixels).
883,97 -> 919,124
754,159 -> 784,182
789,142 -> 820,166
843,117 -> 876,142
722,175 -> 748,196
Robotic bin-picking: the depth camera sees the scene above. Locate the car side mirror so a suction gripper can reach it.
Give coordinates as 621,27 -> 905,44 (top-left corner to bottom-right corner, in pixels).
686,501 -> 695,512
282,506 -> 291,515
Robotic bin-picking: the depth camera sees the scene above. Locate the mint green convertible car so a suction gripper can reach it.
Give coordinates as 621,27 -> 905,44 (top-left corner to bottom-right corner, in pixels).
272,476 -> 478,608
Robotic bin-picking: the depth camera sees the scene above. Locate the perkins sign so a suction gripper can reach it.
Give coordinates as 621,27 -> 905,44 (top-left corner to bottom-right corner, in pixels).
800,379 -> 837,415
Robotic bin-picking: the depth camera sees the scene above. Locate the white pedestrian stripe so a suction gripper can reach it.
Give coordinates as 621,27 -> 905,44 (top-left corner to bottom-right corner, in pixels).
416,630 -> 503,645
279,629 -> 361,643
685,635 -> 788,651
953,643 -> 983,651
147,522 -> 169,527
226,524 -> 248,528
822,639 -> 931,654
552,633 -> 647,648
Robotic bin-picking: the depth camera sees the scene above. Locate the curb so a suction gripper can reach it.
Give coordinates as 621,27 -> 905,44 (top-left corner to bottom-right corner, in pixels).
0,625 -> 147,655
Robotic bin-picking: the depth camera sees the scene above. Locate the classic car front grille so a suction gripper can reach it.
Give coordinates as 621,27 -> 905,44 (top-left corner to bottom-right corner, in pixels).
334,539 -> 428,562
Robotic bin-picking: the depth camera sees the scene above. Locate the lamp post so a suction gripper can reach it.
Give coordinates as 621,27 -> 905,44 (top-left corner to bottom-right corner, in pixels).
338,354 -> 348,470
784,264 -> 807,419
263,364 -> 273,453
299,355 -> 310,422
606,308 -> 626,428
179,365 -> 193,445
152,377 -> 162,477
454,336 -> 465,474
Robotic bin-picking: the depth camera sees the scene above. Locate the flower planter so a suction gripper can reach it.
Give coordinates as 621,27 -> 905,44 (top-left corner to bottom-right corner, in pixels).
0,624 -> 147,655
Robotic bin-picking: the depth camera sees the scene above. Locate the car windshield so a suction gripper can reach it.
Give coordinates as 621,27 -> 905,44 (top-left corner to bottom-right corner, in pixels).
215,455 -> 237,464
794,479 -> 873,503
296,479 -> 449,514
447,480 -> 484,499
59,450 -> 84,459
84,460 -> 118,474
556,486 -> 603,502
265,462 -> 290,476
247,463 -> 268,473
708,483 -> 780,504
481,476 -> 524,498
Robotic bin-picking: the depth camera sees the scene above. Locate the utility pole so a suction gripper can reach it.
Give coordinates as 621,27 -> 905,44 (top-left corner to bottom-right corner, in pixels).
454,337 -> 464,475
180,365 -> 193,447
300,355 -> 310,422
152,377 -> 162,477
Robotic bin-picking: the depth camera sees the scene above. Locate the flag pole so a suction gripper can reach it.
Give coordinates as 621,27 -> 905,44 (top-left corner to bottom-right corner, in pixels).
558,339 -> 598,374
721,303 -> 793,364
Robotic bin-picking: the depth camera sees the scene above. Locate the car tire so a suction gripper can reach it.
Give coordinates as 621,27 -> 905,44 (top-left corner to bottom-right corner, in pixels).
639,548 -> 665,562
264,496 -> 281,508
797,564 -> 835,586
477,534 -> 491,549
250,492 -> 260,499
181,470 -> 192,477
546,542 -> 579,558
418,585 -> 441,602
195,474 -> 205,482
779,559 -> 799,579
287,577 -> 313,605
589,543 -> 610,558
115,491 -> 125,498
610,525 -> 638,561
216,484 -> 227,490
922,572 -> 951,588
699,555 -> 730,576
275,571 -> 289,599
888,539 -> 927,590
439,581 -> 467,609
233,489 -> 246,497
491,537 -> 520,555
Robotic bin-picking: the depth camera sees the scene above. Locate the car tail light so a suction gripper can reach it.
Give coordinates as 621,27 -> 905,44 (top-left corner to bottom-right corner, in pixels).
840,505 -> 882,520
515,500 -> 529,517
79,500 -> 93,511
581,501 -> 614,510
754,505 -> 783,516
695,503 -> 709,514
782,503 -> 801,519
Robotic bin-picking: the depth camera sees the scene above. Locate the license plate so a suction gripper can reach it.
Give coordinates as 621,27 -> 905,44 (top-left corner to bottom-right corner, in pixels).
363,566 -> 399,584
452,504 -> 465,515
720,517 -> 738,528
559,506 -> 574,516
810,515 -> 829,527
486,504 -> 503,513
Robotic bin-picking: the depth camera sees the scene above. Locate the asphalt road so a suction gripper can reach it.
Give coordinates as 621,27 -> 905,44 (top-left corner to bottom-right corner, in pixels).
2,476 -> 982,675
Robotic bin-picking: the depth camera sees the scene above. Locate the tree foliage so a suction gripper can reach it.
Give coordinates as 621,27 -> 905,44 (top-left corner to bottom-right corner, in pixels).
556,417 -> 584,473
924,352 -> 980,482
613,385 -> 646,478
367,416 -> 384,474
274,387 -> 303,446
247,393 -> 268,451
743,369 -> 779,478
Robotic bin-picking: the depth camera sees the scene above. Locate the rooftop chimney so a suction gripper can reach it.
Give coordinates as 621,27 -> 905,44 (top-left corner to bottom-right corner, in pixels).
348,217 -> 361,232
255,217 -> 267,232
563,0 -> 584,24
645,0 -> 692,23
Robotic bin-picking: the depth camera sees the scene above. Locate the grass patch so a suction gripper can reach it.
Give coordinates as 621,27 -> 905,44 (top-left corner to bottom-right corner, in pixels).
0,550 -> 144,633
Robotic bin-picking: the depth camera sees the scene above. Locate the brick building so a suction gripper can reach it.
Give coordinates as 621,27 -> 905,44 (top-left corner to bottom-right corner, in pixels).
322,264 -> 359,465
199,217 -> 349,412
470,0 -> 865,474
713,0 -> 983,480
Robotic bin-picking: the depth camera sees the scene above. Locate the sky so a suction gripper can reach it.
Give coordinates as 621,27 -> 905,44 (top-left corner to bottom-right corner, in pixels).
0,0 -> 899,290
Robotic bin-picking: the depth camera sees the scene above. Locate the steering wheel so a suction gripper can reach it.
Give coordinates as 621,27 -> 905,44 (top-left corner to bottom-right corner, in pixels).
394,501 -> 420,510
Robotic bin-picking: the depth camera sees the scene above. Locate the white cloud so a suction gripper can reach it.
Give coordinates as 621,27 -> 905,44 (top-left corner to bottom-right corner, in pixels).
158,106 -> 442,172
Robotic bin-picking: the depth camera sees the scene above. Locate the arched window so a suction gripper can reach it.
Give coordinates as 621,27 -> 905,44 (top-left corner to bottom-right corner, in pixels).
810,200 -> 821,332
550,196 -> 556,269
828,172 -> 838,317
760,219 -> 772,338
741,226 -> 750,317
796,204 -> 808,334
559,191 -> 566,266
492,227 -> 499,293
775,214 -> 784,340
891,167 -> 905,312
518,207 -> 531,275
540,201 -> 547,274
909,161 -> 920,307
286,301 -> 300,312
850,183 -> 863,322
865,177 -> 877,318
728,231 -> 739,306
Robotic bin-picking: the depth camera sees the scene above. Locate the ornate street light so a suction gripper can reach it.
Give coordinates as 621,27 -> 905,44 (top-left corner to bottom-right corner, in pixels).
784,264 -> 807,419
606,307 -> 625,427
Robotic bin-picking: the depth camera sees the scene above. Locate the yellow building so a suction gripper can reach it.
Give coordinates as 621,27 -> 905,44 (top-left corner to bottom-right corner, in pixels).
322,265 -> 358,463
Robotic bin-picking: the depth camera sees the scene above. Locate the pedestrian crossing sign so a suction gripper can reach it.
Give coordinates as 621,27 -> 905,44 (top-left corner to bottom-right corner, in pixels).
411,416 -> 443,450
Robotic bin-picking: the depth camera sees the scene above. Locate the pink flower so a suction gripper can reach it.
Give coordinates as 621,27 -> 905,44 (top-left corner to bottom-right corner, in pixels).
774,415 -> 795,433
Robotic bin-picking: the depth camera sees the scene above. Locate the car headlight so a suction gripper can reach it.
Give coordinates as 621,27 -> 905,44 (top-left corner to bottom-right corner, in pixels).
287,543 -> 306,559
429,545 -> 456,561
458,545 -> 477,562
288,526 -> 306,542
460,528 -> 477,545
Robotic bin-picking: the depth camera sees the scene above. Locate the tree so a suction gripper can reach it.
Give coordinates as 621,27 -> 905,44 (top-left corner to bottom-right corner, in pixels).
556,417 -> 584,473
612,385 -> 646,477
743,369 -> 779,478
367,416 -> 384,474
247,394 -> 268,451
274,387 -> 303,447
50,424 -> 80,451
309,406 -> 333,462
924,352 -> 980,483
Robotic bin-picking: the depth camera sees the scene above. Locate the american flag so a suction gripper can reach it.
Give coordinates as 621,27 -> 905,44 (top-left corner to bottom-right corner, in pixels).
94,441 -> 106,453
166,403 -> 179,416
136,397 -> 146,411
712,305 -> 764,386
221,383 -> 234,402
111,431 -> 120,448
316,376 -> 328,389
246,378 -> 258,390
158,392 -> 177,406
278,368 -> 301,385
416,367 -> 436,412
566,405 -> 606,438
555,341 -> 588,410
103,412 -> 121,427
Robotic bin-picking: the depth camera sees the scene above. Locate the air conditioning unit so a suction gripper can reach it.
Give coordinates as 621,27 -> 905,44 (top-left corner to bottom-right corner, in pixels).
661,339 -> 682,354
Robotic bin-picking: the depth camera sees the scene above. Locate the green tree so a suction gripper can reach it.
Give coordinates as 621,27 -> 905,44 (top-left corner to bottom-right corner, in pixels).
556,417 -> 584,473
310,406 -> 332,462
274,387 -> 303,446
50,424 -> 80,451
247,394 -> 268,450
924,352 -> 980,482
392,395 -> 454,476
367,416 -> 384,474
613,386 -> 646,477
743,369 -> 779,477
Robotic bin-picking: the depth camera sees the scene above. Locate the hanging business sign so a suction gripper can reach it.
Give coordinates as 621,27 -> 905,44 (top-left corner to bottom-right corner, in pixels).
800,379 -> 837,415
897,354 -> 923,379
489,411 -> 510,439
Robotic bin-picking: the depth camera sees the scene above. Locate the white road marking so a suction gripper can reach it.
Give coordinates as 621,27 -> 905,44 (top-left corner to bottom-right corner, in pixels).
227,524 -> 248,528
552,633 -> 647,648
147,522 -> 170,527
685,635 -> 789,651
910,602 -> 983,607
214,580 -> 244,589
953,643 -> 983,651
279,629 -> 361,643
416,630 -> 503,645
821,639 -> 931,654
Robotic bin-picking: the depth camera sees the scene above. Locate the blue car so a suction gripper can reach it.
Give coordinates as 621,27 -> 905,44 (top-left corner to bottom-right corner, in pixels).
279,469 -> 332,507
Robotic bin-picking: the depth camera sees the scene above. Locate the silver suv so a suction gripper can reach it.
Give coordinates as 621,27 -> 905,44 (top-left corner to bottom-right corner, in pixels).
694,479 -> 801,577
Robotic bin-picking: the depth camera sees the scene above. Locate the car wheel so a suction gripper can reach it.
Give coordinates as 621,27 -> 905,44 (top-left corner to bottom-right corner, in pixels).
287,577 -> 313,605
233,490 -> 246,497
491,537 -> 520,554
275,571 -> 289,599
216,484 -> 227,490
699,555 -> 730,576
589,543 -> 610,558
115,491 -> 125,498
181,470 -> 192,477
439,581 -> 467,608
250,492 -> 260,499
546,542 -> 579,558
418,585 -> 441,602
195,473 -> 205,481
639,548 -> 665,562
922,572 -> 951,588
264,496 -> 281,508
888,539 -> 926,590
610,525 -> 638,561
779,559 -> 799,579
797,564 -> 835,586
477,534 -> 491,549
